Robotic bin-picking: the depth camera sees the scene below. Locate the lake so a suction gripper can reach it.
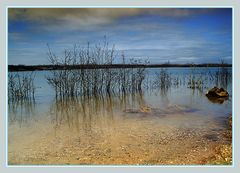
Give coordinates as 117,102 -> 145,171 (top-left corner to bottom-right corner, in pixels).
8,67 -> 232,165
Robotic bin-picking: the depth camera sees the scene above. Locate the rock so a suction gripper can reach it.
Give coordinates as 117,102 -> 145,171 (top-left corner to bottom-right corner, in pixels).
140,106 -> 151,113
124,105 -> 152,114
206,87 -> 229,98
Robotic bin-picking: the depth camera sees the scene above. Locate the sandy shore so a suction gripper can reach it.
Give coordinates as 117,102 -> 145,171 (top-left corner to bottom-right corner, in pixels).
8,113 -> 232,165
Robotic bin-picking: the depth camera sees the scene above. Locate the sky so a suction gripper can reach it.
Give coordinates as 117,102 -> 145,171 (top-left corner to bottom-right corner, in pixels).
8,8 -> 232,65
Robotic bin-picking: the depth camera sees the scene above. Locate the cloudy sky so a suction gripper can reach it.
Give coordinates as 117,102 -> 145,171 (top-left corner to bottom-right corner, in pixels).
8,8 -> 232,65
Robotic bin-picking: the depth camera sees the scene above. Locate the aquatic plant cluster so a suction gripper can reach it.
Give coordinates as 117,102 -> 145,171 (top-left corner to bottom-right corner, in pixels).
187,64 -> 231,90
45,40 -> 148,99
143,67 -> 231,94
152,69 -> 172,90
8,72 -> 36,101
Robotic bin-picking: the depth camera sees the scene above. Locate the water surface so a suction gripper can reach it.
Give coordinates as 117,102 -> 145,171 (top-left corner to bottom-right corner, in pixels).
8,67 -> 232,165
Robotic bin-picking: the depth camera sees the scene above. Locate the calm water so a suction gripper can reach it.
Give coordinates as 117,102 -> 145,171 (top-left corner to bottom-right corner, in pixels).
8,67 -> 232,165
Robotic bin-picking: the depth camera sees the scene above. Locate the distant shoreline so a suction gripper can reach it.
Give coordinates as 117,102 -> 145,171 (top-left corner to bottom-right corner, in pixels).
8,63 -> 232,72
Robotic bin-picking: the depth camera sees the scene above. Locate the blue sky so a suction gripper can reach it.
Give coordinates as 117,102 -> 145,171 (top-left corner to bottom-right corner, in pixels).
8,8 -> 232,65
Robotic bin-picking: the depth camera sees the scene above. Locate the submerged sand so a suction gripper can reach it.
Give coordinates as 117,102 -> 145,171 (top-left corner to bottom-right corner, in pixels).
8,110 -> 232,165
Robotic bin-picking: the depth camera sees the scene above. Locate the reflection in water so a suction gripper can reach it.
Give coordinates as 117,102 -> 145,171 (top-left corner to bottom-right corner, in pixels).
49,92 -> 147,133
8,100 -> 36,127
206,96 -> 229,104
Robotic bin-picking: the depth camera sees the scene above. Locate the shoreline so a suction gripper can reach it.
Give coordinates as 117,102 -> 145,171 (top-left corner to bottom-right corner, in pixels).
8,63 -> 232,72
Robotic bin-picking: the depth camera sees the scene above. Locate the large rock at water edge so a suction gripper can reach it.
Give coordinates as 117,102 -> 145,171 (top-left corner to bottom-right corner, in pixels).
206,87 -> 229,98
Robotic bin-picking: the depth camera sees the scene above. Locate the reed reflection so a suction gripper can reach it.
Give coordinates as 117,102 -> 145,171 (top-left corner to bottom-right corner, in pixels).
49,92 -> 147,134
8,99 -> 36,127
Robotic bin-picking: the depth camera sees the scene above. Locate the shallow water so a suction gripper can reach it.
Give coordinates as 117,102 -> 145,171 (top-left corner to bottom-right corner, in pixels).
8,67 -> 232,165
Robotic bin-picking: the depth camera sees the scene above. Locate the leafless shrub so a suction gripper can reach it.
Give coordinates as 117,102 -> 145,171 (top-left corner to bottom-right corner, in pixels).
46,38 -> 148,99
